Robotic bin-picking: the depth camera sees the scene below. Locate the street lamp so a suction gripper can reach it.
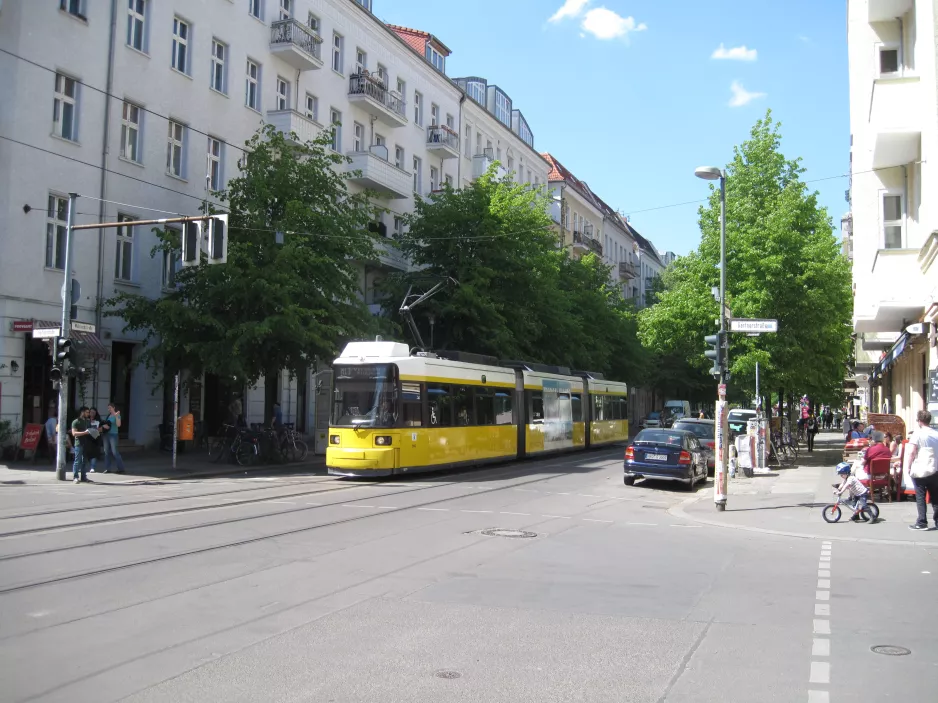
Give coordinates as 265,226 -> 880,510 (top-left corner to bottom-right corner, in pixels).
695,166 -> 728,511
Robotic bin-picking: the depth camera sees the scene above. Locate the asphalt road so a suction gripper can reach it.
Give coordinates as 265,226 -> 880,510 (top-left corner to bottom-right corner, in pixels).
0,446 -> 934,702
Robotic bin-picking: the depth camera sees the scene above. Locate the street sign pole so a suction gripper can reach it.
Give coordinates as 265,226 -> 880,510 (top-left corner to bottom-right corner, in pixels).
55,193 -> 78,481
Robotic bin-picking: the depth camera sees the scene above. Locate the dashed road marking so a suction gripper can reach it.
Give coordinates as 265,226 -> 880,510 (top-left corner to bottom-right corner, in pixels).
264,500 -> 296,505
818,569 -> 831,578
461,510 -> 493,514
583,519 -> 613,523
627,522 -> 658,526
341,504 -> 375,509
809,661 -> 830,684
814,604 -> 830,616
542,515 -> 571,519
816,590 -> 830,601
817,579 -> 831,589
418,507 -> 449,512
500,512 -> 530,516
808,690 -> 830,702
812,638 -> 830,657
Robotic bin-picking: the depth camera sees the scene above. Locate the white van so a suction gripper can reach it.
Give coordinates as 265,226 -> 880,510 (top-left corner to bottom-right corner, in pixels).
664,400 -> 691,420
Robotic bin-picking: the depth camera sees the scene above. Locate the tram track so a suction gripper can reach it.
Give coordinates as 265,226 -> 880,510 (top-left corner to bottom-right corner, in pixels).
0,449 -> 622,594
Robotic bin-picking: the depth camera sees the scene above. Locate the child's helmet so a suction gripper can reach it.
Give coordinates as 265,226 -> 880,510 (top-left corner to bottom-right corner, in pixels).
836,462 -> 852,475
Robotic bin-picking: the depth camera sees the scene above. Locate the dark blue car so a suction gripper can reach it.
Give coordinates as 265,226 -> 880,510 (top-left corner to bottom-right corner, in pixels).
623,428 -> 708,490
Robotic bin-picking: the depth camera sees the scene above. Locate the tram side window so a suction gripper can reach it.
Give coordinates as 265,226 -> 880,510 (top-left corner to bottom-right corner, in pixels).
475,387 -> 496,426
453,385 -> 472,426
530,391 -> 544,424
494,391 -> 513,425
427,383 -> 453,427
402,382 -> 422,427
571,393 -> 582,422
592,394 -> 604,422
614,397 -> 627,420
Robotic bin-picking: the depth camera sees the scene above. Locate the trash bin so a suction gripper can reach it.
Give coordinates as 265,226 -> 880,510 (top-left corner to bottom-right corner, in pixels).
177,413 -> 194,441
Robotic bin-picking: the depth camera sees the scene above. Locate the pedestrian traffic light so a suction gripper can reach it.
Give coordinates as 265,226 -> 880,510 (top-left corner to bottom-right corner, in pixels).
704,331 -> 724,377
182,221 -> 202,267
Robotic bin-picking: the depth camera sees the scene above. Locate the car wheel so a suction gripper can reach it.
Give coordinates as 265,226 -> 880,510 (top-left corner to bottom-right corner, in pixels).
623,476 -> 635,486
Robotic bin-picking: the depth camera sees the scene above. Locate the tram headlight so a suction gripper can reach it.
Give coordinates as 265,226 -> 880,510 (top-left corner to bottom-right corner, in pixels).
330,434 -> 340,445
374,436 -> 392,446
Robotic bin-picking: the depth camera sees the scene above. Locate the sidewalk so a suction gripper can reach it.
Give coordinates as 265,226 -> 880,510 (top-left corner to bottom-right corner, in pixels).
0,449 -> 327,486
671,431 -> 936,547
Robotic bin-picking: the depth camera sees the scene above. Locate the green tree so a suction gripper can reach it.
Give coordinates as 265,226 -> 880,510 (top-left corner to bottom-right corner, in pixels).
106,125 -> 379,384
639,112 -> 853,402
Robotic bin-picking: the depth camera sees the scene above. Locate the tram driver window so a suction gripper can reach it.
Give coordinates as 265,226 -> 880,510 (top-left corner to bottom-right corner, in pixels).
530,391 -> 544,424
427,383 -> 453,427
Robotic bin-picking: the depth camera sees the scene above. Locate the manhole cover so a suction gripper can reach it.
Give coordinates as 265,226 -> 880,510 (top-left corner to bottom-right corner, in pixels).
871,645 -> 911,656
434,670 -> 461,679
480,528 -> 537,539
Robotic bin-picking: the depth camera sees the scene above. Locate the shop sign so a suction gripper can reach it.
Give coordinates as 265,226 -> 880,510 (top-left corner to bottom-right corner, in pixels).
20,424 -> 43,451
11,320 -> 34,332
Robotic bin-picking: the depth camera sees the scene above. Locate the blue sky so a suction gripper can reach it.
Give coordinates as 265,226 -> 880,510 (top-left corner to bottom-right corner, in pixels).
376,0 -> 849,255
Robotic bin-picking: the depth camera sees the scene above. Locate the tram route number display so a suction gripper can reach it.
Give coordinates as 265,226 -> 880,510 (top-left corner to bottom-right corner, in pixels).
335,365 -> 389,380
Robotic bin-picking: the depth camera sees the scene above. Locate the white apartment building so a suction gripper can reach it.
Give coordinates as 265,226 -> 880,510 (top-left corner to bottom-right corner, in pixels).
543,153 -> 604,258
631,227 -> 665,309
0,0 -> 547,450
846,0 -> 938,427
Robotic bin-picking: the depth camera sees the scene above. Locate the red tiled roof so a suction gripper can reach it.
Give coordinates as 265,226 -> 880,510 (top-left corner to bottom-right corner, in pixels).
387,24 -> 452,56
542,153 -> 597,206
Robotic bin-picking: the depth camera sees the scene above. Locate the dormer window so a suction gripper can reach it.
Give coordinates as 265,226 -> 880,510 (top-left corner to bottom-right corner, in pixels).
426,45 -> 445,73
353,0 -> 372,11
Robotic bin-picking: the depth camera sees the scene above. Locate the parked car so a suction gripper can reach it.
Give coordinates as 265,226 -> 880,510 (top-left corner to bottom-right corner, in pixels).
642,411 -> 664,429
623,428 -> 709,490
727,409 -> 758,437
672,419 -> 715,474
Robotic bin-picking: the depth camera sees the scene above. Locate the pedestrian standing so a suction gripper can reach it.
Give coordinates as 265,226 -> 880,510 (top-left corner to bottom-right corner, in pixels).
87,407 -> 104,473
70,406 -> 92,483
907,410 -> 938,531
44,407 -> 58,463
102,402 -> 126,474
806,412 -> 819,452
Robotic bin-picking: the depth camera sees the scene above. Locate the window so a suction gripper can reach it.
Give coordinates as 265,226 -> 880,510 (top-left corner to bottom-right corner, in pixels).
330,109 -> 341,152
394,145 -> 404,169
249,0 -> 262,20
466,80 -> 485,104
446,113 -> 455,130
304,93 -> 318,121
376,64 -> 387,86
530,391 -> 544,423
276,76 -> 290,110
879,46 -> 899,76
374,133 -> 386,148
396,78 -> 406,98
430,103 -> 440,126
429,166 -> 439,192
307,13 -> 320,33
427,383 -> 452,427
207,137 -> 222,191
115,214 -> 135,281
278,0 -> 291,20
393,216 -> 404,238
171,17 -> 189,74
60,0 -> 84,18
53,73 -> 78,141
245,59 -> 259,110
120,101 -> 141,162
45,194 -> 68,270
494,91 -> 511,126
353,122 -> 364,151
476,131 -> 482,155
353,0 -> 372,11
414,91 -> 423,126
127,0 -> 146,51
453,386 -> 472,426
425,45 -> 445,73
882,193 -> 903,249
166,120 -> 186,177
413,156 -> 422,192
571,393 -> 582,422
355,48 -> 367,74
162,246 -> 179,289
444,174 -> 453,187
332,33 -> 344,73
494,392 -> 512,424
475,387 -> 496,425
211,39 -> 227,93
401,382 -> 422,427
507,154 -> 514,172
464,125 -> 471,157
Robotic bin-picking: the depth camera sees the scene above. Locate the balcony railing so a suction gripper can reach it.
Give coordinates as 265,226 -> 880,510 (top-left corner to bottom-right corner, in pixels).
618,261 -> 638,278
269,18 -> 323,69
348,72 -> 406,119
427,125 -> 459,151
572,230 -> 603,256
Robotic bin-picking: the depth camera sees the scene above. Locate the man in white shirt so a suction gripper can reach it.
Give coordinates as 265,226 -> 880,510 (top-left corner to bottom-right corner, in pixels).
908,410 -> 938,531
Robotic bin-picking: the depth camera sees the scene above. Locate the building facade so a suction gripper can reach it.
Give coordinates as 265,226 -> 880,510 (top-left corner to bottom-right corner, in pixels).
0,0 -> 547,449
846,0 -> 938,427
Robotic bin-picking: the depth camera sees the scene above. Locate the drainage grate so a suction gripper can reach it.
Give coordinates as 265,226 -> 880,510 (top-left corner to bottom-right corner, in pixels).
871,645 -> 911,656
480,528 -> 538,539
434,670 -> 462,679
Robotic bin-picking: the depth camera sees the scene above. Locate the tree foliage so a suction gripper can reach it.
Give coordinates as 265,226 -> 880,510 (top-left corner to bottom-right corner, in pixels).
106,125 -> 379,383
639,112 -> 853,404
380,170 -> 647,383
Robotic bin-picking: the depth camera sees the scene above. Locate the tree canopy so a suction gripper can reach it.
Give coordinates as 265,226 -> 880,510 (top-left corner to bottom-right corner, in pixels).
639,112 -> 853,405
106,125 -> 379,383
380,170 -> 646,383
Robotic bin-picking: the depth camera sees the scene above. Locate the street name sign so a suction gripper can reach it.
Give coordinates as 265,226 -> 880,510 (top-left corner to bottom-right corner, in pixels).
730,318 -> 778,334
71,321 -> 96,333
32,327 -> 60,339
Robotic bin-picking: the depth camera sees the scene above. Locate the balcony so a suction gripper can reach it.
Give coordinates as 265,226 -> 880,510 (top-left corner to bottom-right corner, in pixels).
618,261 -> 638,279
854,249 -> 927,333
572,230 -> 602,257
266,109 -> 321,145
269,19 -> 323,71
869,76 -> 921,168
868,0 -> 912,22
346,145 -> 411,199
348,73 -> 407,128
426,125 -> 459,160
472,149 -> 507,180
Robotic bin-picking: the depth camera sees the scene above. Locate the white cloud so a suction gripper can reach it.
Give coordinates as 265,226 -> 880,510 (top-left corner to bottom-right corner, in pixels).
711,43 -> 758,61
728,80 -> 766,107
580,7 -> 647,40
548,0 -> 589,23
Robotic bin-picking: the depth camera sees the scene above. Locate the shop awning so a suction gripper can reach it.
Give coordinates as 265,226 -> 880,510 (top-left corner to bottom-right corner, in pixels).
32,320 -> 110,361
872,331 -> 909,380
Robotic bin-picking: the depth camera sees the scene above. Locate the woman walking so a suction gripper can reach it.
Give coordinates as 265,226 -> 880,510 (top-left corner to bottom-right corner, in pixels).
806,412 -> 819,452
102,402 -> 126,474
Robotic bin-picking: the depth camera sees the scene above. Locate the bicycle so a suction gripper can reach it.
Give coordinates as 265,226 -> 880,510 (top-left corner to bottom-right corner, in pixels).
821,486 -> 879,523
279,423 -> 308,462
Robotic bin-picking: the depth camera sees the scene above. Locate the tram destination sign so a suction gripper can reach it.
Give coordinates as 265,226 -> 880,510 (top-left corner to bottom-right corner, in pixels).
730,318 -> 778,334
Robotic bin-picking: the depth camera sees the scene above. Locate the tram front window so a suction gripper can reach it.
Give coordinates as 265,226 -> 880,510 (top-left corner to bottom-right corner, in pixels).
332,364 -> 398,428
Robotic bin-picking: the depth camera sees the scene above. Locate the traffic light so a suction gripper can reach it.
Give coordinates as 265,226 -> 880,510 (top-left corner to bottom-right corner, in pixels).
181,215 -> 227,267
207,214 -> 228,264
704,331 -> 725,378
56,337 -> 72,364
182,221 -> 202,267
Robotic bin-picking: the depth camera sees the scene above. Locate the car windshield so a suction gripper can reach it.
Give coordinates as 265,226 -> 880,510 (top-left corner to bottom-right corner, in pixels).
634,430 -> 684,446
332,364 -> 398,428
674,422 -> 713,439
648,412 -> 660,419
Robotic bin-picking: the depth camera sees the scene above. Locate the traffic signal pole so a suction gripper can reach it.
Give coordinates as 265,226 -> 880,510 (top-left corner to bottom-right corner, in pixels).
55,193 -> 78,481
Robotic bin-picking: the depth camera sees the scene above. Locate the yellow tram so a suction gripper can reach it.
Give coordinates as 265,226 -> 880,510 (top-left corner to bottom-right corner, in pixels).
326,341 -> 629,477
